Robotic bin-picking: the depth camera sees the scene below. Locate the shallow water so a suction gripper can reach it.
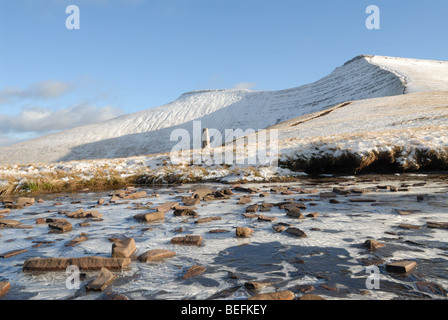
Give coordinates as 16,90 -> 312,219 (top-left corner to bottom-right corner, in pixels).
1,173 -> 447,300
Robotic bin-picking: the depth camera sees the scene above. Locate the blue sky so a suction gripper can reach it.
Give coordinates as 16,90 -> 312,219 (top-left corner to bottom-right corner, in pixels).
0,0 -> 447,146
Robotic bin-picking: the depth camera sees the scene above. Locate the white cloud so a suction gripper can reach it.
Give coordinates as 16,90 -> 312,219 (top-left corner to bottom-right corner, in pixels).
232,82 -> 257,90
0,80 -> 73,104
0,104 -> 124,134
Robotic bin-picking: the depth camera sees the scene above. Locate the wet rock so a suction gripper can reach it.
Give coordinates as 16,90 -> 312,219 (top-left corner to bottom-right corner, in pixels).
349,198 -> 376,203
0,219 -> 22,228
174,208 -> 198,217
0,281 -> 10,298
237,196 -> 252,205
257,215 -> 276,222
248,290 -> 295,300
357,257 -> 385,266
0,248 -> 28,258
23,257 -> 131,271
209,229 -> 230,233
0,209 -> 11,214
291,284 -> 314,293
333,187 -> 350,195
99,292 -> 129,300
137,249 -> 176,262
320,283 -> 338,292
386,260 -> 417,273
182,265 -> 206,279
282,202 -> 307,211
329,199 -> 340,204
123,191 -> 147,200
416,281 -> 447,295
271,186 -> 288,193
195,217 -> 221,224
97,198 -> 105,205
86,267 -> 116,291
233,186 -> 259,194
79,222 -> 91,227
35,218 -> 46,224
236,227 -> 253,238
299,294 -> 325,300
112,238 -> 136,258
286,210 -> 305,219
170,235 -> 202,246
65,234 -> 89,247
362,239 -> 385,250
242,213 -> 258,219
285,227 -> 307,238
272,225 -> 286,233
246,204 -> 259,213
134,211 -> 165,222
427,221 -> 448,229
192,188 -> 214,199
153,201 -> 179,213
244,279 -> 277,290
398,224 -> 421,230
182,196 -> 200,206
320,192 -> 338,198
395,209 -> 414,216
48,219 -> 72,232
416,195 -> 425,201
306,212 -> 320,218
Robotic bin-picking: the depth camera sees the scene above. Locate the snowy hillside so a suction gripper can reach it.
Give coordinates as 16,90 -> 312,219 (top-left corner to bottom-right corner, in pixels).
4,55 -> 448,165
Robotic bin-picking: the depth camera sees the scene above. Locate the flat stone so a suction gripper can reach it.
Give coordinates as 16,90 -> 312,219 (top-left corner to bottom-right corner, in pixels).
427,221 -> 448,229
48,220 -> 72,232
195,217 -> 221,224
395,209 -> 414,216
65,235 -> 89,247
86,267 -> 116,291
67,209 -> 84,218
298,294 -> 326,300
236,227 -> 253,238
123,191 -> 147,200
0,219 -> 22,228
257,215 -> 276,222
134,211 -> 165,222
153,201 -> 179,213
209,229 -> 230,233
112,238 -> 136,258
23,256 -> 131,271
138,249 -> 176,262
0,281 -> 11,298
0,209 -> 11,214
170,235 -> 202,246
0,248 -> 28,258
248,290 -> 295,300
182,265 -> 206,279
398,224 -> 421,230
386,260 -> 417,273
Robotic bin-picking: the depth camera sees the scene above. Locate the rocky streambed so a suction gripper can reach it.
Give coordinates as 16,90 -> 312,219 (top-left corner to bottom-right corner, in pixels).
0,173 -> 447,300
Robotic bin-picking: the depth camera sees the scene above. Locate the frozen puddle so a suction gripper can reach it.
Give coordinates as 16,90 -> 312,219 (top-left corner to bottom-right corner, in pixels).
1,174 -> 447,300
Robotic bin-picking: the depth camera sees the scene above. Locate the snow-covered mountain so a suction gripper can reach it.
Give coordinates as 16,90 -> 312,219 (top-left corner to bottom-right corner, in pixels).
1,55 -> 448,165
